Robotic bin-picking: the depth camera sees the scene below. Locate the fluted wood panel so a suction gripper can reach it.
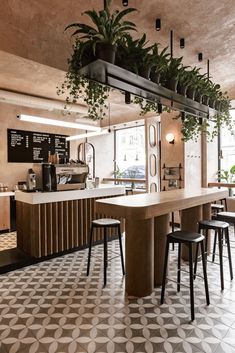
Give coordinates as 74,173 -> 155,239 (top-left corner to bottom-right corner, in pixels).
16,196 -> 122,258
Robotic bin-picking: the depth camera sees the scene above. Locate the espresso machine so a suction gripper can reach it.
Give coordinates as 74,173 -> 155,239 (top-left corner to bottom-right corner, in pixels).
33,161 -> 89,191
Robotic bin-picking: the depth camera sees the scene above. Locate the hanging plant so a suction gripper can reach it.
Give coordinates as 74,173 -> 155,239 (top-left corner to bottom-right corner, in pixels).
133,97 -> 159,115
57,38 -> 110,120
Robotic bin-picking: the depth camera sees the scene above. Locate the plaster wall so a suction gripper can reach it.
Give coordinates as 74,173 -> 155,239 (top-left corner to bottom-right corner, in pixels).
160,112 -> 184,191
184,138 -> 202,189
0,102 -> 85,189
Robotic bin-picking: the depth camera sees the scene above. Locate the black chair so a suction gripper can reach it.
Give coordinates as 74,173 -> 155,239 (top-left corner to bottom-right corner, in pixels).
87,218 -> 125,286
194,220 -> 233,291
161,230 -> 210,322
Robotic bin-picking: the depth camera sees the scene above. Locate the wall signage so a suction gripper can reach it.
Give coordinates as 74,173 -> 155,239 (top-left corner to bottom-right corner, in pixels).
7,129 -> 70,163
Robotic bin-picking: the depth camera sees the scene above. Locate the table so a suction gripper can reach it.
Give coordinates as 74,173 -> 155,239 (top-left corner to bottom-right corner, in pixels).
96,187 -> 228,297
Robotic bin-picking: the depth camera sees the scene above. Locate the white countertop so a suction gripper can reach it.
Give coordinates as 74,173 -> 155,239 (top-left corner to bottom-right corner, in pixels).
0,192 -> 15,197
14,184 -> 125,205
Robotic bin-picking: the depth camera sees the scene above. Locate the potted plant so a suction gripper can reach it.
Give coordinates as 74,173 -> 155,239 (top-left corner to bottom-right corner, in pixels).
185,67 -> 201,100
64,0 -> 137,64
217,165 -> 235,196
116,34 -> 154,79
150,44 -> 170,84
162,57 -> 183,91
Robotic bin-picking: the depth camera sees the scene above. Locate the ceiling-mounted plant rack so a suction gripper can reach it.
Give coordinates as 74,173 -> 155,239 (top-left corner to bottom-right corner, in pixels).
79,59 -> 217,118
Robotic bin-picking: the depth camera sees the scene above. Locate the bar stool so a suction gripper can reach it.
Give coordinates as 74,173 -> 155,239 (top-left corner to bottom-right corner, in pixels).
216,211 -> 235,235
161,230 -> 210,322
86,218 -> 125,286
211,203 -> 224,216
194,220 -> 233,291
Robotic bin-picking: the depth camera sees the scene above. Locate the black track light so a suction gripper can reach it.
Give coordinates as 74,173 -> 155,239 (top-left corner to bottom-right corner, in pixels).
180,38 -> 185,49
122,0 -> 128,6
198,53 -> 203,62
156,18 -> 161,31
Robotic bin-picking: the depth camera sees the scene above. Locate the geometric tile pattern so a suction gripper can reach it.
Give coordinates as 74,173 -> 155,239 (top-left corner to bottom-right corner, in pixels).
0,232 -> 17,251
0,228 -> 235,352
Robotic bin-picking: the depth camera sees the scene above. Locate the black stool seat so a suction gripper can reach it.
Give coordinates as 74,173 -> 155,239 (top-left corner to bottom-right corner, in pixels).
161,230 -> 209,321
92,218 -> 120,227
211,204 -> 224,211
168,230 -> 204,243
198,220 -> 229,230
217,211 -> 235,220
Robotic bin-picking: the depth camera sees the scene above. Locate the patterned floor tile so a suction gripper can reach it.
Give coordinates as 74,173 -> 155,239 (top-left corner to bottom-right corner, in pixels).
1,227 -> 235,353
0,232 -> 16,251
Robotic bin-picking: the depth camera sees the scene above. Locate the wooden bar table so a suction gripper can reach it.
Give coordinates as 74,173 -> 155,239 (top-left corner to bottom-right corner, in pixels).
96,187 -> 228,297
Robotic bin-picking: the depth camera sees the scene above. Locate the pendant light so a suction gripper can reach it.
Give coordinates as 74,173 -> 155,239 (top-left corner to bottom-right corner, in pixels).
198,53 -> 203,61
180,38 -> 185,49
122,0 -> 128,6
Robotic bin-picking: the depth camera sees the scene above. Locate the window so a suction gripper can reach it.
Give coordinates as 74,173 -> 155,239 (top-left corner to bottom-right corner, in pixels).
220,110 -> 235,171
114,125 -> 146,188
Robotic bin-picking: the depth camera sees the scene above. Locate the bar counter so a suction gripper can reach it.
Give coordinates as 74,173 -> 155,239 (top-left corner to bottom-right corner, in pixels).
15,184 -> 125,258
96,187 -> 228,297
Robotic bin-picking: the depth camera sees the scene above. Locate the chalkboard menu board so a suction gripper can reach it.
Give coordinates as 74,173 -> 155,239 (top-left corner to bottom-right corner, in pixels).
8,129 -> 70,163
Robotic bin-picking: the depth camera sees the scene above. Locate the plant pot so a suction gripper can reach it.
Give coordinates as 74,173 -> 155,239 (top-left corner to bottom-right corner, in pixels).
209,98 -> 216,109
96,43 -> 117,64
165,77 -> 178,92
177,83 -> 188,97
202,95 -> 210,106
187,87 -> 196,100
151,71 -> 161,84
215,101 -> 221,111
138,66 -> 151,79
195,92 -> 202,103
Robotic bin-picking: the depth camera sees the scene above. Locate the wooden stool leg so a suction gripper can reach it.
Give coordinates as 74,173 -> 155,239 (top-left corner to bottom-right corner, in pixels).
161,239 -> 170,304
87,225 -> 94,276
212,230 -> 217,263
225,227 -> 233,280
189,243 -> 195,321
218,229 -> 224,291
103,227 -> 108,287
171,212 -> 175,251
177,243 -> 181,292
118,225 -> 125,275
200,241 -> 210,306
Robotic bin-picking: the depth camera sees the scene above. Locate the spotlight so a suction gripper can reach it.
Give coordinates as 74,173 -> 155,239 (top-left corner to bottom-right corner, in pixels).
180,38 -> 185,49
198,53 -> 203,62
166,133 -> 175,144
156,18 -> 161,31
122,0 -> 128,6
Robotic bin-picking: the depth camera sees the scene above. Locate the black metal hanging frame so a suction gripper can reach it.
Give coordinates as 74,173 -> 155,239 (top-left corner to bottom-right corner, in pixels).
79,59 -> 216,118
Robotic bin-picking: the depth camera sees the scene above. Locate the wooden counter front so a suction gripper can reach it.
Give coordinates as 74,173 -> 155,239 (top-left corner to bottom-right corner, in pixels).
16,186 -> 125,258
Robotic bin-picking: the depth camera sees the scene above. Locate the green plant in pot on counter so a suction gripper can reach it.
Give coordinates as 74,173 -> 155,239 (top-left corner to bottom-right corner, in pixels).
64,0 -> 137,64
217,165 -> 235,196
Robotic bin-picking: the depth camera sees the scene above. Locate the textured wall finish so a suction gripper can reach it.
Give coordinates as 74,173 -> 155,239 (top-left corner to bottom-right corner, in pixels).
0,0 -> 234,98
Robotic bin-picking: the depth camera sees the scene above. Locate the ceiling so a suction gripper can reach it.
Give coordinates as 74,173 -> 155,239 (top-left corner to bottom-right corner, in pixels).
0,0 -> 234,116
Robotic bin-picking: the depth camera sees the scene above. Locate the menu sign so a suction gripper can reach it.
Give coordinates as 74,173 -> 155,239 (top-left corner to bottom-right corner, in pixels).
8,129 -> 70,163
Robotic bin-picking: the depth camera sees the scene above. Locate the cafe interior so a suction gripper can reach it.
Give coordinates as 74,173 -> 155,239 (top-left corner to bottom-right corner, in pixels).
0,0 -> 235,352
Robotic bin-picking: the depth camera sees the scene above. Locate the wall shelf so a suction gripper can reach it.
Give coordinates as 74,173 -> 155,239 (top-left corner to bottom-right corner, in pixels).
79,60 -> 217,118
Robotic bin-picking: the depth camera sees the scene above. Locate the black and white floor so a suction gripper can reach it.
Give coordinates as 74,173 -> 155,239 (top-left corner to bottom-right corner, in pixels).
1,229 -> 235,353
